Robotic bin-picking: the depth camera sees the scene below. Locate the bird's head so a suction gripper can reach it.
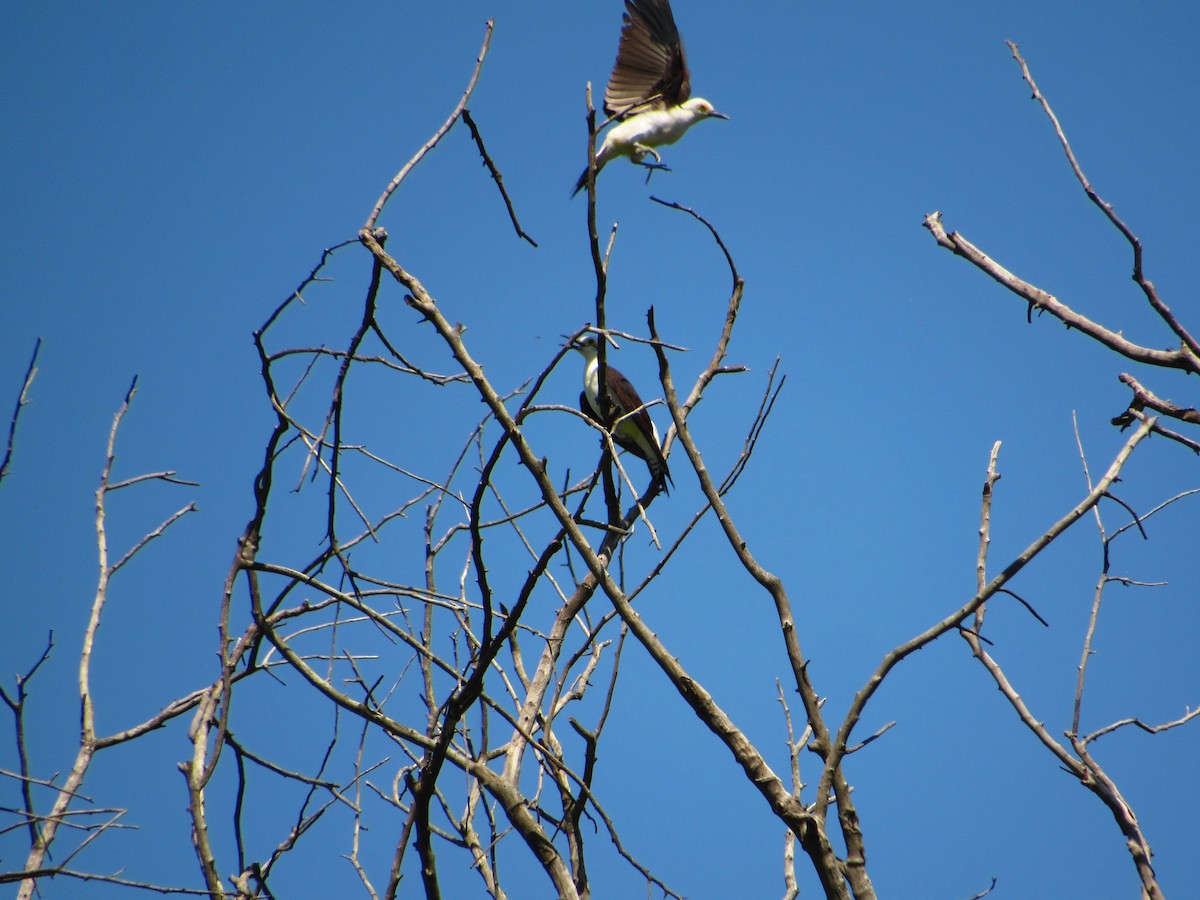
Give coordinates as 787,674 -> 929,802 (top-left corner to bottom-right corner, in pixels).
683,98 -> 729,121
565,335 -> 600,362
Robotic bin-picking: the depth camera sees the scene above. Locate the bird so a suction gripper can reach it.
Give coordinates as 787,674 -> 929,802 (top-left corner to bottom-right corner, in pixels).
573,0 -> 728,196
570,336 -> 673,492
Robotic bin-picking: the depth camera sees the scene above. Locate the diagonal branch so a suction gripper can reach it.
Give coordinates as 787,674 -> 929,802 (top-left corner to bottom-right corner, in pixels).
1005,41 -> 1200,361
833,418 -> 1154,814
0,337 -> 41,490
462,108 -> 537,247
1113,372 -> 1200,431
364,20 -> 495,230
923,212 -> 1200,375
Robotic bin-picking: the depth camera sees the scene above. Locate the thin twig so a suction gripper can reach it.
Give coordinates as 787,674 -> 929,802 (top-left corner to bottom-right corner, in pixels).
1085,706 -> 1200,744
462,109 -> 537,247
0,338 -> 41,489
364,20 -> 495,230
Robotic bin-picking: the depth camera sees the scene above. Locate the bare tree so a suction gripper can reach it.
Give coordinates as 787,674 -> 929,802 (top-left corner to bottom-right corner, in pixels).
924,42 -> 1200,900
1,26 -> 1195,900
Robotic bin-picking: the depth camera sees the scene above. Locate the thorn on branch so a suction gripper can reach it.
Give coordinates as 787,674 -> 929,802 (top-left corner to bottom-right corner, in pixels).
957,624 -> 994,647
1113,373 -> 1200,444
997,588 -> 1049,628
1,336 -> 42,489
462,108 -> 539,247
649,195 -> 740,287
1101,491 -> 1147,540
845,720 -> 896,754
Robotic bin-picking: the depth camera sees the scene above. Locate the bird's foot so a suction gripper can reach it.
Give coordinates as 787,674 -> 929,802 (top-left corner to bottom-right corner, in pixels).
630,144 -> 664,165
640,160 -> 672,185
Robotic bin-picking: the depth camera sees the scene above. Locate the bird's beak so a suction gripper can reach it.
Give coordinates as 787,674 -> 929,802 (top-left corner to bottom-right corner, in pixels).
709,110 -> 730,120
562,334 -> 582,350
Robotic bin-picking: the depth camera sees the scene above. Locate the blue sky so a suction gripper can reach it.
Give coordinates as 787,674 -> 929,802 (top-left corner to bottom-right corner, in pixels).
3,2 -> 1199,897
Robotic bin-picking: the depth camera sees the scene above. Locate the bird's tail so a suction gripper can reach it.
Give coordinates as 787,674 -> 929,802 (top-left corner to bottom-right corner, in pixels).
572,156 -> 608,197
572,166 -> 590,197
650,449 -> 673,495
632,427 -> 672,494
611,425 -> 673,495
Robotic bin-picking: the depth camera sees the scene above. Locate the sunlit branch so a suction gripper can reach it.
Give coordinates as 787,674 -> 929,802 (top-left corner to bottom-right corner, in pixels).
833,418 -> 1154,831
1005,41 -> 1200,361
923,212 -> 1199,375
365,20 -> 495,230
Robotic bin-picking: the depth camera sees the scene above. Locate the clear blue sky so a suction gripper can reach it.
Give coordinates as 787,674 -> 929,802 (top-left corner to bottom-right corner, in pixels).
3,2 -> 1198,897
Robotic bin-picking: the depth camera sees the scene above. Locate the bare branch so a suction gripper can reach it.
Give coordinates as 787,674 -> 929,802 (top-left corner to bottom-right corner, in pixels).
995,588 -> 1048,628
364,20 -> 495,230
0,634 -> 56,848
1,867 -> 214,894
649,196 -> 740,288
646,318 -> 855,898
462,108 -> 538,247
108,470 -> 200,491
960,419 -> 1168,899
0,337 -> 41,490
1085,706 -> 1200,744
836,418 -> 1155,805
844,721 -> 896,755
108,502 -> 198,576
923,212 -> 1199,375
1005,41 -> 1200,360
1113,372 -> 1200,440
15,381 -> 145,899
972,441 -> 1002,633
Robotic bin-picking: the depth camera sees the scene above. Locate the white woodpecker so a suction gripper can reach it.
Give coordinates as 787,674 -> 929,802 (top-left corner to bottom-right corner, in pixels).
573,0 -> 728,196
571,336 -> 673,492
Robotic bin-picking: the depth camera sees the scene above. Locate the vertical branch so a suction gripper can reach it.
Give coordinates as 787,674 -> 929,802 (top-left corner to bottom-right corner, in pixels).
1072,416 -> 1105,738
777,679 -> 815,900
582,84 -> 622,521
18,381 -> 133,899
321,251 -> 386,550
180,684 -> 226,898
972,441 -> 1002,632
0,337 -> 41,490
0,636 -> 55,849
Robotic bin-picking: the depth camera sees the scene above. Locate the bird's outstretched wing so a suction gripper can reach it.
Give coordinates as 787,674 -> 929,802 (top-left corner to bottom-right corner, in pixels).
603,0 -> 691,118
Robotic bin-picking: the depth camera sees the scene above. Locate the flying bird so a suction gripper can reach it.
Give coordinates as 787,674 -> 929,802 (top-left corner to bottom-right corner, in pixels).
571,336 -> 672,492
573,0 -> 728,196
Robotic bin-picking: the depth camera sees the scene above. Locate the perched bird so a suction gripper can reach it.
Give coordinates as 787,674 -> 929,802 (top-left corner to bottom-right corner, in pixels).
571,336 -> 672,491
573,0 -> 728,196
